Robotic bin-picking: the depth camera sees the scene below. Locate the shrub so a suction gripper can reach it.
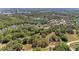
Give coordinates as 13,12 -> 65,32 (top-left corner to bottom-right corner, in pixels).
12,32 -> 25,40
49,35 -> 60,42
60,28 -> 66,34
1,40 -> 23,51
53,43 -> 70,51
32,35 -> 48,48
33,47 -> 42,51
0,34 -> 12,44
76,30 -> 79,34
55,30 -> 63,36
22,37 -> 32,44
60,35 -> 68,42
66,28 -> 74,34
75,45 -> 79,51
41,33 -> 46,38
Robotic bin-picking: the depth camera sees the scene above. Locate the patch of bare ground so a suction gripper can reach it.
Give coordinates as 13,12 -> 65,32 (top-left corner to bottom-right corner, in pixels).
22,44 -> 32,51
0,43 -> 6,49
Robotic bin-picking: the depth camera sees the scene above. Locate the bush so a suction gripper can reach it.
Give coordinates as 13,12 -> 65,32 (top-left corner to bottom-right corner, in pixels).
0,34 -> 12,44
41,33 -> 46,38
22,37 -> 32,44
41,39 -> 49,48
12,32 -> 25,40
66,28 -> 74,34
75,45 -> 79,51
32,35 -> 48,48
55,30 -> 63,36
1,38 -> 10,44
33,47 -> 42,51
76,30 -> 79,34
53,43 -> 70,51
40,30 -> 48,36
60,35 -> 68,42
76,30 -> 79,37
49,35 -> 60,42
47,28 -> 52,33
60,28 -> 66,34
1,40 -> 23,51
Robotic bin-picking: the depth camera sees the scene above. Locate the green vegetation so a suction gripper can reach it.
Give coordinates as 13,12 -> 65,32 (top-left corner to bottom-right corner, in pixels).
33,47 -> 42,51
0,8 -> 79,51
53,43 -> 70,51
60,35 -> 68,42
76,45 -> 79,51
1,40 -> 23,51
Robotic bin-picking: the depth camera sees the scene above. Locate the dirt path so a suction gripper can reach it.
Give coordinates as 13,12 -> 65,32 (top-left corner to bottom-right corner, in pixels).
46,32 -> 79,51
66,40 -> 79,51
67,40 -> 79,45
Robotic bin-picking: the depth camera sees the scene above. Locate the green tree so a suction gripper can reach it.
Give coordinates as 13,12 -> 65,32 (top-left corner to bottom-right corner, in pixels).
32,35 -> 48,48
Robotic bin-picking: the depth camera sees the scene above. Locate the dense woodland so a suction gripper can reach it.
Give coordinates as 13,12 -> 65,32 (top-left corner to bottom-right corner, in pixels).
0,8 -> 79,51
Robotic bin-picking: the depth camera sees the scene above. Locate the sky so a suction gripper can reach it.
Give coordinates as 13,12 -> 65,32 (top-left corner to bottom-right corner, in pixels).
0,0 -> 78,8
